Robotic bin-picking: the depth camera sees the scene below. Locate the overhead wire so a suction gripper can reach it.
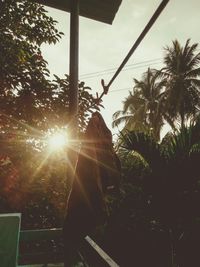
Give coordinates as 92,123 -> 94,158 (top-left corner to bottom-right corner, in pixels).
107,46 -> 200,95
80,58 -> 162,79
109,87 -> 132,93
80,47 -> 200,81
80,60 -> 163,80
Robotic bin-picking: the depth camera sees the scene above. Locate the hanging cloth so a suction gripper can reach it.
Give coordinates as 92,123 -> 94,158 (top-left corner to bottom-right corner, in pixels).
63,112 -> 120,266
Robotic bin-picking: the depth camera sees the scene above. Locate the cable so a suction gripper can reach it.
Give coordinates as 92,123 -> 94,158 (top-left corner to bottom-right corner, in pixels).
81,61 -> 162,80
81,45 -> 200,81
80,58 -> 162,78
109,87 -> 132,93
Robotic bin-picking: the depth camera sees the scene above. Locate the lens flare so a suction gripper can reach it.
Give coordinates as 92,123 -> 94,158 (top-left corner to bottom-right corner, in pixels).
48,132 -> 68,151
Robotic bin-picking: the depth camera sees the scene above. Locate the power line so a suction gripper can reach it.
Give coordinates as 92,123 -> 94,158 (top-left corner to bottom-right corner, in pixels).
80,47 -> 200,81
109,87 -> 132,93
100,49 -> 200,94
96,49 -> 200,95
80,60 -> 163,80
80,58 -> 162,78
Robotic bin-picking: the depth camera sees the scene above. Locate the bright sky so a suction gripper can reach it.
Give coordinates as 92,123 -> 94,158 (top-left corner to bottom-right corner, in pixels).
41,0 -> 200,138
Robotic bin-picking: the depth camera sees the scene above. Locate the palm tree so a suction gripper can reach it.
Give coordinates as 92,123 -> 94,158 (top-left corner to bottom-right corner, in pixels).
119,119 -> 200,266
112,68 -> 166,141
161,39 -> 200,128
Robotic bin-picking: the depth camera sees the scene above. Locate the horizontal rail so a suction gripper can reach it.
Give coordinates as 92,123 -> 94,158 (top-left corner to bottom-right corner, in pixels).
19,228 -> 64,265
20,228 -> 62,242
19,228 -> 119,267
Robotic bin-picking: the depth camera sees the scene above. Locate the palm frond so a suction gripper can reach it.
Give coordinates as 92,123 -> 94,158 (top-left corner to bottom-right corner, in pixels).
186,67 -> 200,78
112,114 -> 134,128
112,110 -> 123,120
119,130 -> 162,169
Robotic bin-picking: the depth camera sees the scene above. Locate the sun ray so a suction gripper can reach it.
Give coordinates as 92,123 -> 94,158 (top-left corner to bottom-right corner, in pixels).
0,110 -> 43,136
77,141 -> 118,173
31,151 -> 52,179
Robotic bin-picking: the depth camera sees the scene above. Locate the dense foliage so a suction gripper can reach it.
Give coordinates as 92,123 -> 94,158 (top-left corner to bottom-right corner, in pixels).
113,68 -> 166,140
113,39 -> 200,141
103,121 -> 200,266
0,0 -> 100,229
161,39 -> 200,128
108,40 -> 200,266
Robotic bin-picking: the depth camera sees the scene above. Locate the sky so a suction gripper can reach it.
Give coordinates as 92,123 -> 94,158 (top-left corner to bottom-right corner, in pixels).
41,0 -> 200,138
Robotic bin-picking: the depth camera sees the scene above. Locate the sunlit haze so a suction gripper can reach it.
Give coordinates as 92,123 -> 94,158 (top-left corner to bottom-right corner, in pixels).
48,132 -> 68,151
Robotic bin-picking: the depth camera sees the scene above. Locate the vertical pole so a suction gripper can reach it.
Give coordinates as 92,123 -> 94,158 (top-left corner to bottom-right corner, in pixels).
64,2 -> 79,265
67,0 -> 79,175
69,0 -> 79,138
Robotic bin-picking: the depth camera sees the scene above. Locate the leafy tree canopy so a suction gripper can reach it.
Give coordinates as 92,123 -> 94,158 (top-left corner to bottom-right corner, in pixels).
0,0 -> 100,137
0,0 -> 100,225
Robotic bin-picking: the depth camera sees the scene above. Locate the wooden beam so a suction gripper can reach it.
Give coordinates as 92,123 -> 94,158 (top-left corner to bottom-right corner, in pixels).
69,0 -> 79,137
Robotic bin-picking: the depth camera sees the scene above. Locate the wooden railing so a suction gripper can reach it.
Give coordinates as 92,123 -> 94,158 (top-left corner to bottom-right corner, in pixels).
19,228 -> 119,267
19,228 -> 64,265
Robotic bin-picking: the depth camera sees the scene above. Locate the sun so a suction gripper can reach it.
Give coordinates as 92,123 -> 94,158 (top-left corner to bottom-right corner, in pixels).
48,132 -> 68,151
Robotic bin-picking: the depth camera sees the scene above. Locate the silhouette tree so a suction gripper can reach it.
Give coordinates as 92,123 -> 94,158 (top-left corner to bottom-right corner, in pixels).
112,68 -> 166,141
119,119 -> 200,266
161,39 -> 200,128
0,0 -> 100,227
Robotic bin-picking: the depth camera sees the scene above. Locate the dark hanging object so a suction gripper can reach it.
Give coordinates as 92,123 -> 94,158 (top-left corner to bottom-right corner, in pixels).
63,112 -> 121,266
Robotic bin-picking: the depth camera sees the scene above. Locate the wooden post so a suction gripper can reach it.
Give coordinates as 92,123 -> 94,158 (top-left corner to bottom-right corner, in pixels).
67,0 -> 79,182
69,0 -> 79,136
